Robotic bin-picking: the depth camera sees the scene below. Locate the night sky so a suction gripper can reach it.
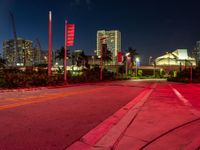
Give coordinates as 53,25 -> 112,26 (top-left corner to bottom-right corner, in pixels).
1,0 -> 200,64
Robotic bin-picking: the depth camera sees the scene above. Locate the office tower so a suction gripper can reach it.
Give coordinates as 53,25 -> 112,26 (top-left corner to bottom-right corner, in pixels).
96,30 -> 121,64
193,41 -> 200,66
3,38 -> 33,66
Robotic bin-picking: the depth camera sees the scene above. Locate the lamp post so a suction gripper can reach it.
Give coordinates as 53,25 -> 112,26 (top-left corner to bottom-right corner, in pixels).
153,61 -> 156,78
135,57 -> 140,77
190,62 -> 193,83
92,56 -> 95,65
125,52 -> 130,78
149,56 -> 152,65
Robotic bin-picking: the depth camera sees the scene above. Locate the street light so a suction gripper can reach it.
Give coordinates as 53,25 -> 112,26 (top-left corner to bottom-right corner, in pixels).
92,56 -> 95,65
135,57 -> 140,77
190,62 -> 193,83
149,56 -> 152,65
125,52 -> 130,78
153,61 -> 156,78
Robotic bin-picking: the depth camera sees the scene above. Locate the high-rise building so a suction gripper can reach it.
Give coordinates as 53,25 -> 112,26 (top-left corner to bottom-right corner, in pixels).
96,30 -> 121,64
33,39 -> 42,66
3,38 -> 34,67
32,47 -> 42,65
193,41 -> 200,66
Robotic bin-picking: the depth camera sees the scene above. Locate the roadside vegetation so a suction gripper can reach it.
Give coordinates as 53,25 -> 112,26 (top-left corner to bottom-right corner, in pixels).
3,47 -> 200,89
168,66 -> 200,83
0,65 -> 118,89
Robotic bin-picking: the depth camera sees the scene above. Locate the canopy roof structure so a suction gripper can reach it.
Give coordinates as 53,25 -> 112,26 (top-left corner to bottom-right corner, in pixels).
155,49 -> 196,66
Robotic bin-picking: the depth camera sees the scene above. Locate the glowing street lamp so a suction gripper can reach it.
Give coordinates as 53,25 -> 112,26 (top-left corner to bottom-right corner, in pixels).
125,52 -> 130,78
149,56 -> 152,65
135,57 -> 140,77
190,62 -> 193,82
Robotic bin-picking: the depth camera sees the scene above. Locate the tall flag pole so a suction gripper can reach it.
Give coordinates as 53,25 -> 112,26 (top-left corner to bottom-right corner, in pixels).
64,20 -> 68,82
64,20 -> 75,82
48,11 -> 52,77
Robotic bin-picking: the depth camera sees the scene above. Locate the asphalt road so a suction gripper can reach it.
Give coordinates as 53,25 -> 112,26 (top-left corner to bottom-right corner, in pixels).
0,80 -> 153,150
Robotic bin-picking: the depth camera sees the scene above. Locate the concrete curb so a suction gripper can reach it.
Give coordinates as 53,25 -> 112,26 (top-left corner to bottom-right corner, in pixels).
66,83 -> 156,150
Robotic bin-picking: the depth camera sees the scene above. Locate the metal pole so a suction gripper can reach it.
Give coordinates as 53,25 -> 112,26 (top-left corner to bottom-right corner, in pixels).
92,56 -> 94,65
64,20 -> 67,83
153,62 -> 156,78
126,58 -> 128,78
149,56 -> 152,65
190,63 -> 192,82
116,51 -> 118,79
100,40 -> 103,81
136,64 -> 137,77
48,11 -> 52,77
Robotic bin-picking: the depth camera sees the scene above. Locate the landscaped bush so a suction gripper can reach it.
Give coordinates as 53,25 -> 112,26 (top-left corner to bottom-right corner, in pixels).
0,68 -> 64,88
168,67 -> 200,83
0,66 -> 128,89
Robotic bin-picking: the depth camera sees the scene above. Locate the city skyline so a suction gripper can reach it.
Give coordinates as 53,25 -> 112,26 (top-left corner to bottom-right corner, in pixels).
1,0 -> 200,63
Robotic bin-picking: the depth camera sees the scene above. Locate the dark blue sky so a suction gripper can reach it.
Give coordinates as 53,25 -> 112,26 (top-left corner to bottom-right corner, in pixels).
1,0 -> 200,63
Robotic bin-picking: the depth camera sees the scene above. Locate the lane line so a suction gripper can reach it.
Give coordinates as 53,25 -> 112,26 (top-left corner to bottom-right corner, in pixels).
0,87 -> 99,102
169,84 -> 200,117
0,87 -> 107,111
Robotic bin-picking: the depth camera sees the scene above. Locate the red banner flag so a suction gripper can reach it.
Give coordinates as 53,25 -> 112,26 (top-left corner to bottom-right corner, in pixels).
118,52 -> 122,63
66,24 -> 75,46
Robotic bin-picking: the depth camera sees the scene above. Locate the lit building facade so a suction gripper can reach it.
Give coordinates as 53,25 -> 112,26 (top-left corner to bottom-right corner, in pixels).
155,49 -> 196,66
96,30 -> 121,64
192,41 -> 200,66
3,38 -> 34,67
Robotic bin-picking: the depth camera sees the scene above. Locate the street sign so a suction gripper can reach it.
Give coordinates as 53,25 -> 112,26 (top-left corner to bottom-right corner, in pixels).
66,24 -> 75,46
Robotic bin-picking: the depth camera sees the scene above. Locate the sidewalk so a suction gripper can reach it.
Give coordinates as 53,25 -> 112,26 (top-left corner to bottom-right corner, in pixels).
67,82 -> 200,150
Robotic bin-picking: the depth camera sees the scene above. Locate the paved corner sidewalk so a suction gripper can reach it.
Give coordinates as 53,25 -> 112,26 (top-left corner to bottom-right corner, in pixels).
67,82 -> 200,150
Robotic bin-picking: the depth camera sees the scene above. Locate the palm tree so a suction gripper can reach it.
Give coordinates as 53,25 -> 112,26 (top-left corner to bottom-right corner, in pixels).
123,47 -> 139,76
72,51 -> 89,67
126,47 -> 138,62
102,44 -> 112,65
55,47 -> 70,64
76,51 -> 86,67
0,54 -> 6,68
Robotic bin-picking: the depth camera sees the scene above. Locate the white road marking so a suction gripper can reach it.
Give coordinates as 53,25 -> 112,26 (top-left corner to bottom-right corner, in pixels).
170,84 -> 200,117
